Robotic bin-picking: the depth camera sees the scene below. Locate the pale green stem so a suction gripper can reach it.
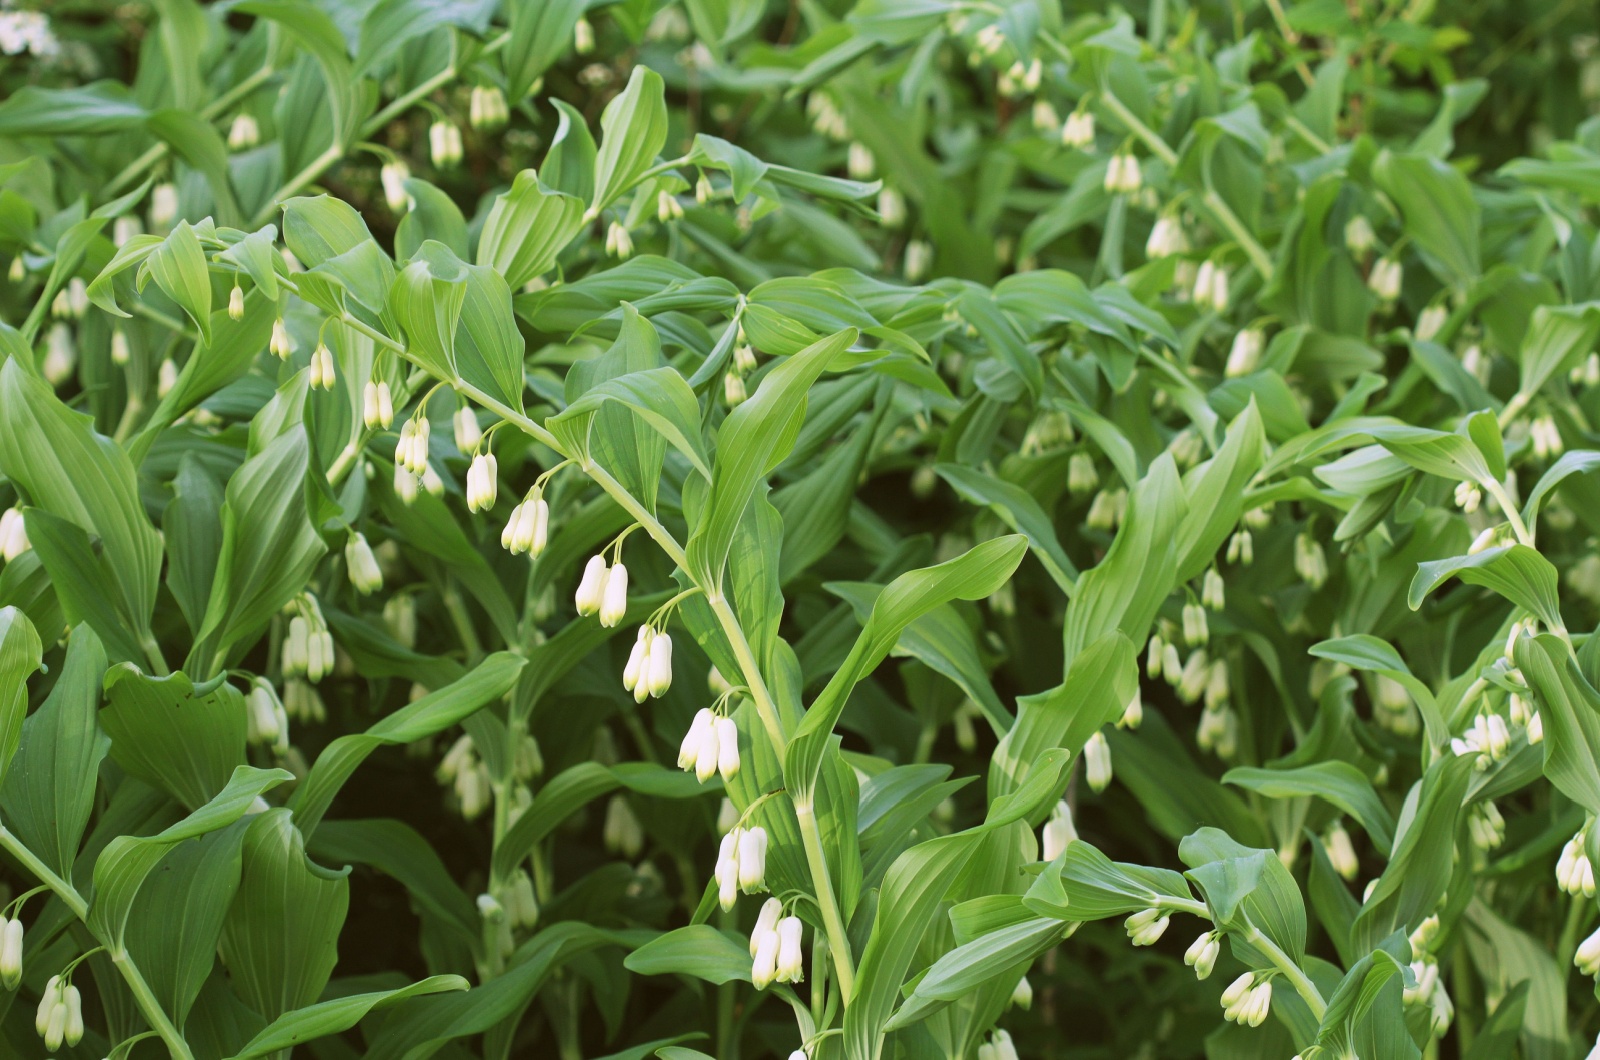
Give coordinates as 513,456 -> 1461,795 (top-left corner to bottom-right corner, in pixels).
1481,478 -> 1535,551
1245,925 -> 1325,1020
0,827 -> 195,1060
251,144 -> 344,226
103,63 -> 278,199
794,798 -> 856,1003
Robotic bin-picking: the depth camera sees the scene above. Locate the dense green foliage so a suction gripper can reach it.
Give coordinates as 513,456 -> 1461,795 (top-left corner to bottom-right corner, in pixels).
2,0 -> 1600,1058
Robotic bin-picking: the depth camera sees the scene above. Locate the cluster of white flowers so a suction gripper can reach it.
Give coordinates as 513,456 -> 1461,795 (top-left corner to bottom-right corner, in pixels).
716,825 -> 769,910
283,678 -> 325,724
395,414 -> 433,476
1067,453 -> 1098,495
1293,531 -> 1328,589
1103,154 -> 1142,194
976,1029 -> 1020,1060
1193,260 -> 1230,313
502,486 -> 551,557
1182,601 -> 1209,647
468,85 -> 508,131
438,734 -> 492,819
1060,110 -> 1095,149
34,974 -> 83,1051
1466,800 -> 1505,852
429,120 -> 464,167
1124,907 -> 1170,946
679,707 -> 740,784
360,377 -> 395,430
1450,709 -> 1511,768
0,507 -> 30,562
1084,487 -> 1127,531
1225,528 -> 1253,565
623,625 -> 674,704
1219,972 -> 1272,1026
576,553 -> 629,626
1530,414 -> 1564,460
1557,826 -> 1597,897
282,594 -> 335,683
806,92 -> 849,140
381,160 -> 411,212
1402,954 -> 1453,1037
227,113 -> 260,151
1368,257 -> 1403,302
1146,214 -> 1186,258
307,341 -> 336,390
605,221 -> 634,259
0,10 -> 57,56
748,897 -> 803,987
1453,479 -> 1482,513
1183,930 -> 1220,979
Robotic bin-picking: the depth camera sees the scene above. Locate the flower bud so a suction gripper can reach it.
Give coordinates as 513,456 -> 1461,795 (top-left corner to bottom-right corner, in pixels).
430,121 -> 463,167
775,916 -> 804,982
904,239 -> 932,282
346,532 -> 383,594
877,187 -> 907,229
1041,799 -> 1076,861
574,15 -> 594,53
604,794 -> 644,858
469,84 -> 508,131
1061,110 -> 1095,148
606,221 -> 633,259
715,830 -> 741,911
157,356 -> 179,397
695,712 -> 721,784
1184,930 -> 1220,979
1345,215 -> 1376,255
679,709 -> 714,773
647,633 -> 674,697
1323,821 -> 1359,881
1146,214 -> 1187,258
1369,258 -> 1403,302
381,160 -> 411,212
1124,907 -> 1170,946
1226,328 -> 1263,377
228,113 -> 260,150
576,555 -> 608,616
723,371 -> 747,405
738,825 -> 768,891
43,323 -> 75,385
308,342 -> 334,390
63,984 -> 83,1046
599,561 -> 628,627
454,406 -> 482,452
151,182 -> 179,226
1084,731 -> 1112,792
0,918 -> 21,989
714,714 -> 740,780
270,317 -> 293,359
1577,925 -> 1600,977
466,452 -> 498,512
228,283 -> 245,321
114,215 -> 142,247
752,922 -> 780,988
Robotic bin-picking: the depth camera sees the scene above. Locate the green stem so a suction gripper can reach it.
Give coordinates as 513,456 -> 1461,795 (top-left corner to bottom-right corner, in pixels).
1201,187 -> 1275,281
0,827 -> 195,1060
1482,478 -> 1536,552
103,64 -> 278,200
251,144 -> 344,226
794,798 -> 856,1004
1245,925 -> 1325,1020
1093,88 -> 1178,167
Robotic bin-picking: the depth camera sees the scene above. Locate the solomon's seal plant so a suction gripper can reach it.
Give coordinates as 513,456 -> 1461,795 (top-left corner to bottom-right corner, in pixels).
3,0 -> 1600,1058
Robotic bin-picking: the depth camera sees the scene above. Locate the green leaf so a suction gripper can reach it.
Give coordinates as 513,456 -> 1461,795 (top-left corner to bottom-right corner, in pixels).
20,509 -> 147,663
395,177 -> 469,261
503,0 -> 586,102
455,261 -> 528,414
1224,763 -> 1395,850
0,359 -> 164,652
0,606 -> 42,786
100,664 -> 247,811
1371,150 -> 1480,284
624,926 -> 752,985
686,327 -> 858,585
288,651 -> 526,837
0,82 -> 149,135
476,169 -> 585,290
1308,635 -> 1448,752
227,975 -> 470,1059
903,917 -> 1060,1004
553,365 -> 713,482
785,536 -> 1027,800
935,464 -> 1078,593
88,765 -> 294,946
1175,401 -> 1265,582
219,808 -> 350,1024
147,224 -> 215,343
1024,839 -> 1194,921
0,626 -> 109,877
1409,545 -> 1564,632
591,66 -> 669,215
390,241 -> 469,380
1516,632 -> 1600,816
308,819 -> 479,944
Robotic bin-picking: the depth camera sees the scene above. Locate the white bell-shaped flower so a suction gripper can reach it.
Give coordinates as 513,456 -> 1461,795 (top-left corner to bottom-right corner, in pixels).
1184,930 -> 1220,979
575,555 -> 608,616
775,916 -> 804,982
737,825 -> 768,892
599,561 -> 629,627
1084,731 -> 1112,792
0,917 -> 22,990
715,830 -> 741,911
715,715 -> 740,780
346,532 -> 383,594
647,633 -> 674,697
678,708 -> 714,772
751,920 -> 780,988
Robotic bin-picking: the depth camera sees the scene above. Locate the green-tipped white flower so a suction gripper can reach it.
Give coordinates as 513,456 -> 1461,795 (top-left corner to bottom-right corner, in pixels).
751,918 -> 780,988
246,678 -> 287,750
604,794 -> 644,858
346,532 -> 383,594
1182,602 -> 1209,647
157,356 -> 179,397
574,15 -> 594,52
1193,260 -> 1229,312
1369,257 -> 1402,301
696,173 -> 714,204
775,915 -> 804,982
1184,930 -> 1220,979
0,917 -> 22,990
646,632 -> 674,698
599,560 -> 628,626
1125,907 -> 1170,946
270,317 -> 294,359
1085,488 -> 1124,534
751,896 -> 782,958
1532,414 -> 1564,459
1294,532 -> 1328,589
1226,328 -> 1263,377
1415,303 -> 1447,342
363,379 -> 394,430
454,405 -> 482,452
469,84 -> 509,131
737,825 -> 768,891
1068,452 -> 1099,494
503,496 -> 549,556
1103,153 -> 1141,194
1118,687 -> 1142,730
1454,480 -> 1481,513
43,322 -> 75,385
1146,633 -> 1166,679
1031,99 -> 1060,135
904,239 -> 933,281
1084,731 -> 1112,792
724,371 -> 748,405
227,282 -> 245,320
1226,529 -> 1253,565
309,342 -> 336,390
657,189 -> 685,222
507,869 -> 540,929
1146,214 -> 1187,258
1557,830 -> 1596,897
847,142 -> 875,180
151,182 -> 179,227
605,221 -> 634,259
1323,821 -> 1359,880
227,113 -> 260,150
63,983 -> 83,1046
715,829 -> 742,910
1577,925 -> 1600,977
713,714 -> 739,780
429,120 -> 463,167
466,452 -> 498,512
878,186 -> 907,228
381,160 -> 411,212
576,555 -> 608,616
1202,569 -> 1226,610
1345,214 -> 1376,255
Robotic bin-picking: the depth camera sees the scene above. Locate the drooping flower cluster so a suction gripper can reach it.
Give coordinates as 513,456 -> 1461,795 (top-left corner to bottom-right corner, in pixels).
715,825 -> 769,910
34,974 -> 83,1051
1219,972 -> 1272,1026
282,594 -> 335,683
